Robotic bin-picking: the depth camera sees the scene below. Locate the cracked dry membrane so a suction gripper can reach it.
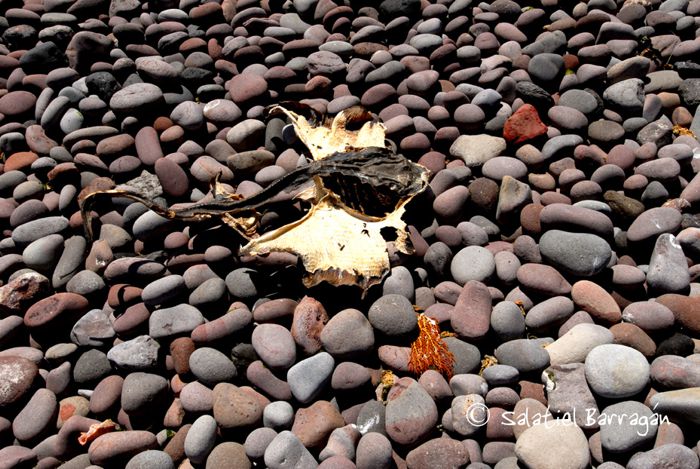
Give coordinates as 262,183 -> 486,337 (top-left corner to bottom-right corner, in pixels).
80,103 -> 430,291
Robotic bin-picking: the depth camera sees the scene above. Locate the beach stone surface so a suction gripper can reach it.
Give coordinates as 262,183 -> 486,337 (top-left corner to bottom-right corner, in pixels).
585,344 -> 650,398
0,0 -> 699,467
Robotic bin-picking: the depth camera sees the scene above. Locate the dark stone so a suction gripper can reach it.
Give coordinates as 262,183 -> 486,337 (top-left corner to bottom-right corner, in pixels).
19,41 -> 67,74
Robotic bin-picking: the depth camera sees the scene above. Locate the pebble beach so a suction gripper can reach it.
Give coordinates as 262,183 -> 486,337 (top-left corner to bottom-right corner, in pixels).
1,0 -> 700,467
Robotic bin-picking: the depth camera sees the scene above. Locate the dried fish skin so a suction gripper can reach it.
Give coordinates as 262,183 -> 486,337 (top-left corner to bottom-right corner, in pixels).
240,195 -> 414,291
267,104 -> 387,161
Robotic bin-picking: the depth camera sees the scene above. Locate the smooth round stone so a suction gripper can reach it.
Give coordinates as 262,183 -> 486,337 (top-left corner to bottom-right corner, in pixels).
252,298 -> 298,322
12,388 -> 57,442
331,362 -> 371,391
647,234 -> 690,293
424,241 -> 454,277
0,91 -> 36,117
73,349 -> 112,384
88,431 -> 158,466
121,372 -> 168,415
12,216 -> 69,244
22,234 -> 64,272
228,74 -> 269,103
599,401 -> 658,453
25,292 -> 90,341
170,101 -> 204,131
149,304 -> 204,339
355,433 -> 394,468
180,381 -> 213,414
494,339 -> 550,373
528,53 -> 564,83
450,134 -> 506,168
206,442 -> 251,469
539,230 -> 612,277
263,401 -> 294,430
287,352 -> 334,404
539,203 -> 613,239
110,83 -> 163,113
67,307 -> 111,348
245,427 -> 278,460
290,399 -> 345,449
227,149 -> 275,174
126,450 -> 174,469
545,323 -> 614,365
0,446 -> 36,468
635,158 -> 681,181
451,245 -> 496,285
603,78 -> 644,114
189,347 -> 237,386
515,420 -> 590,469
548,106 -> 588,131
251,324 -> 296,370
482,364 -> 519,387
542,135 -> 585,162
406,70 -> 439,93
203,99 -> 242,125
385,377 -> 438,445
212,382 -> 264,430
650,355 -> 700,389
588,119 -> 625,144
368,294 -> 417,336
382,265 -> 415,300
141,275 -> 185,306
490,301 -> 526,340
610,323 -> 656,358
320,308 -> 375,358
406,438 -> 469,468
185,414 -> 217,465
444,337 -> 481,375
516,263 -> 572,296
264,431 -> 317,469
451,280 -> 492,340
585,344 -> 650,398
154,158 -> 188,198
494,250 -> 520,284
627,444 -> 699,469
621,301 -> 675,331
135,57 -> 178,82
482,157 -> 527,181
525,296 -> 574,330
189,278 -> 228,311
559,89 -> 600,115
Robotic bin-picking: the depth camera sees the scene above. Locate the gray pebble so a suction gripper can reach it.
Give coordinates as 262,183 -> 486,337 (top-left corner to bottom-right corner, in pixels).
287,352 -> 334,404
585,344 -> 649,398
189,347 -> 237,386
107,335 -> 160,371
185,414 -> 217,465
599,401 -> 658,453
494,339 -> 551,373
450,246 -> 495,285
368,294 -> 417,336
264,431 -> 318,469
263,401 -> 294,430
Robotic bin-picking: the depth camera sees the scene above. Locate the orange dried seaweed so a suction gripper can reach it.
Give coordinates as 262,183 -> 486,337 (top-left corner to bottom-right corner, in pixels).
408,314 -> 455,379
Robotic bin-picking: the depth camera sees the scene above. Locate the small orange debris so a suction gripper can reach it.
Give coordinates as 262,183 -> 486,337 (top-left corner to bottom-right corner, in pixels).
673,124 -> 696,138
78,419 -> 117,445
479,355 -> 499,376
408,314 -> 455,379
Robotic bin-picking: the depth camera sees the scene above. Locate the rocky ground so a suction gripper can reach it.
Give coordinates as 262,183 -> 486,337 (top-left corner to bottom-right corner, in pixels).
1,0 -> 700,467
